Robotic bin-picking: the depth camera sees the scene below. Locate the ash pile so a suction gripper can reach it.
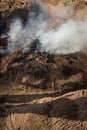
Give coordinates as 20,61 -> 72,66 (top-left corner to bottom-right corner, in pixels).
0,38 -> 87,92
25,39 -> 52,63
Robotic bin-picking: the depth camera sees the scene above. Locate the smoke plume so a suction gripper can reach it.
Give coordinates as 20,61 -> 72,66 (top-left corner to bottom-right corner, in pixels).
39,19 -> 87,54
8,0 -> 87,54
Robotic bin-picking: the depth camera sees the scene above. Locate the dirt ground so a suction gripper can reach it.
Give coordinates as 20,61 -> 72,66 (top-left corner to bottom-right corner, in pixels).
0,50 -> 87,130
0,0 -> 87,130
0,0 -> 87,27
0,88 -> 87,130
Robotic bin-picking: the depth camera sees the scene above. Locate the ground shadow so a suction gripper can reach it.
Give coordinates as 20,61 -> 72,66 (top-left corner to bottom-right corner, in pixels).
0,93 -> 87,121
3,92 -> 60,103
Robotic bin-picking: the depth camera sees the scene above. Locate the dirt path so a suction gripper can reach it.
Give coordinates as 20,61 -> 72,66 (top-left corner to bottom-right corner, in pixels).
0,89 -> 87,130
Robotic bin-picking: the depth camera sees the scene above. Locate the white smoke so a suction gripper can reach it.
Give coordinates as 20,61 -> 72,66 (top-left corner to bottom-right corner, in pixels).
8,0 -> 51,52
8,14 -> 48,51
8,0 -> 87,54
8,19 -> 22,50
39,19 -> 87,54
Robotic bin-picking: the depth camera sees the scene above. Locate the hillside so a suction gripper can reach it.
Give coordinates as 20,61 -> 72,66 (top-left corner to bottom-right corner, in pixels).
0,0 -> 87,130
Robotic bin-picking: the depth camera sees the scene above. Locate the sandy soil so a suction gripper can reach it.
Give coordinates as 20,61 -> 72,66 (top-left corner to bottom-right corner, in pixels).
0,50 -> 87,130
0,0 -> 87,130
0,89 -> 87,130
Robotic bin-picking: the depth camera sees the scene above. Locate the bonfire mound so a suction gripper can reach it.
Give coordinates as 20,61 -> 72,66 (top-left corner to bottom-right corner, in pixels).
0,48 -> 87,93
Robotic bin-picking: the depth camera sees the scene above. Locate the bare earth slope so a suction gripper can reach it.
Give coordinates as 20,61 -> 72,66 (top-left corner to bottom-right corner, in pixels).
0,0 -> 87,27
0,50 -> 87,130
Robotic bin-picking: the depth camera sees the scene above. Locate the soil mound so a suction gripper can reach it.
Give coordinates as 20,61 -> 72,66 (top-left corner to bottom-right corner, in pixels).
0,47 -> 87,93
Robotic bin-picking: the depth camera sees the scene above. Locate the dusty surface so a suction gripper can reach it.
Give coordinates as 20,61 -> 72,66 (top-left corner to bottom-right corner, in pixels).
0,89 -> 87,130
0,50 -> 87,130
1,50 -> 87,92
0,0 -> 87,130
0,0 -> 87,27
